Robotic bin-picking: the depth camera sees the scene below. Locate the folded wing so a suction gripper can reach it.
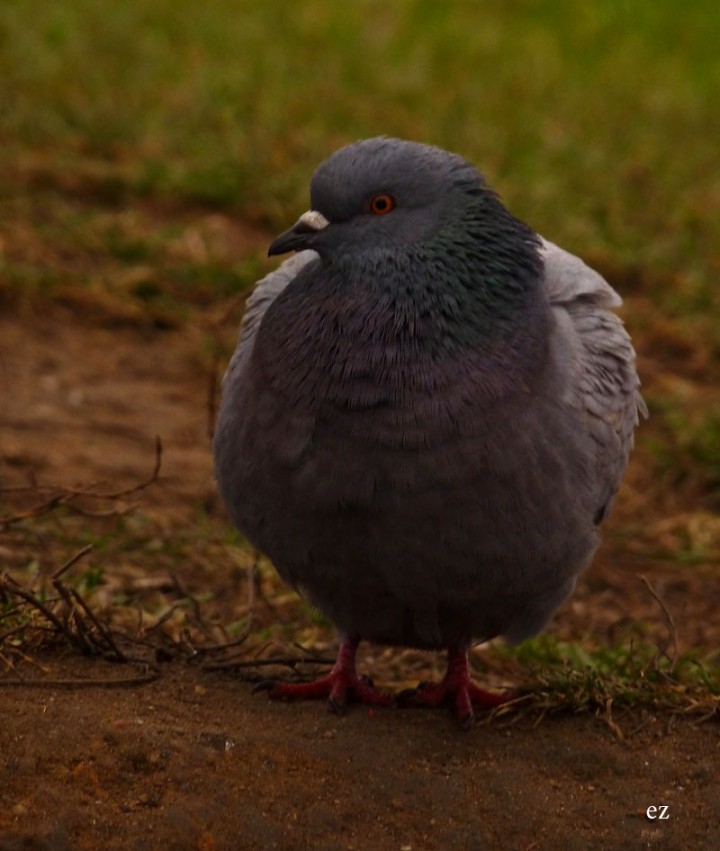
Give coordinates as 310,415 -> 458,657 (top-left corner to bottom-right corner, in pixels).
541,238 -> 646,524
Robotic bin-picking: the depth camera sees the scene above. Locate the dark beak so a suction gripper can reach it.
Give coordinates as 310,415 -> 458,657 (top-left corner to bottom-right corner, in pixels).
268,210 -> 330,256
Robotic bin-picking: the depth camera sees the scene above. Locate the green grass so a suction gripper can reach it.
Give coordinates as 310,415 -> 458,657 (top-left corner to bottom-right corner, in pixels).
646,397 -> 720,491
2,1 -> 719,281
500,635 -> 719,717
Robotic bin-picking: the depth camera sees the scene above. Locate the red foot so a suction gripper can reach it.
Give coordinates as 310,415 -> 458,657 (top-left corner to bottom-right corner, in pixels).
400,645 -> 511,728
265,638 -> 393,714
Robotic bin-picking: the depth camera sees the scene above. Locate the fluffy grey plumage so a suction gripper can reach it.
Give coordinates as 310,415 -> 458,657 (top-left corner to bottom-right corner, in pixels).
213,137 -> 644,719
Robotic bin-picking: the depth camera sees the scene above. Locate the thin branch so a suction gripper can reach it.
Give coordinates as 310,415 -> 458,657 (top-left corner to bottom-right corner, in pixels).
0,494 -> 67,529
0,437 -> 162,530
91,435 -> 162,499
0,671 -> 158,689
52,544 -> 93,581
203,655 -> 335,672
0,575 -> 68,635
206,350 -> 222,440
142,603 -> 183,635
69,588 -> 127,662
192,628 -> 253,656
639,574 -> 679,671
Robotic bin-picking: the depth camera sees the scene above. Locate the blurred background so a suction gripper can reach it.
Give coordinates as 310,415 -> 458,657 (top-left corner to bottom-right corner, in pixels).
1,0 -> 719,675
3,1 -> 720,286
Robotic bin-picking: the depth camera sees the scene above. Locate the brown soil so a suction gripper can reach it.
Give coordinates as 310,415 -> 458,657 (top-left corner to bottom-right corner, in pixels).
1,307 -> 718,851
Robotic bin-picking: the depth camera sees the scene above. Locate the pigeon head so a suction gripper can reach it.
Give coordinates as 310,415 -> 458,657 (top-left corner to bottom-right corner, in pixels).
268,137 -> 525,262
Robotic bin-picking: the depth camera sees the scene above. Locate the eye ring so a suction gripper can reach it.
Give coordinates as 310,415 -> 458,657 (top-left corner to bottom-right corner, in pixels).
369,193 -> 396,215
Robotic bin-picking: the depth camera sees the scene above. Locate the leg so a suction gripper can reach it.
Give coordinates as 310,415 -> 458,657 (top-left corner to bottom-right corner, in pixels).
399,644 -> 511,728
259,637 -> 393,714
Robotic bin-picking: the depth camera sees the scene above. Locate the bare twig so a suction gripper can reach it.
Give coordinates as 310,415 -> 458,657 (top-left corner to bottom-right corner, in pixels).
603,697 -> 627,743
170,573 -> 216,642
69,588 -> 128,661
142,603 -> 184,635
93,435 -> 163,500
192,628 -> 253,656
639,575 -> 679,671
52,544 -> 94,581
0,574 -> 68,635
0,671 -> 158,689
203,655 -> 335,672
206,349 -> 222,440
0,494 -> 67,529
2,544 -> 131,663
0,437 -> 162,530
51,570 -> 93,653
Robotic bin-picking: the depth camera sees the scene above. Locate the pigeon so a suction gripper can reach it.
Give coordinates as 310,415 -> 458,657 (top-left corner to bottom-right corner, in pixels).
213,137 -> 645,726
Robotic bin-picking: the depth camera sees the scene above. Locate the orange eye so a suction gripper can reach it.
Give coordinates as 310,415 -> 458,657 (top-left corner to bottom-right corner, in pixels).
369,193 -> 395,215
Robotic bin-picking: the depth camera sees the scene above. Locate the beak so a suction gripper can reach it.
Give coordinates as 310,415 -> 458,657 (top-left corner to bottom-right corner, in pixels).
267,210 -> 330,256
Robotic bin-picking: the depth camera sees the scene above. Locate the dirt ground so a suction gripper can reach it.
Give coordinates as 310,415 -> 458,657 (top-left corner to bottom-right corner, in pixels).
1,307 -> 719,850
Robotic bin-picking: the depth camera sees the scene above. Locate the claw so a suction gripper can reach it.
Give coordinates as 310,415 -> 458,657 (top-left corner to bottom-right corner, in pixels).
327,695 -> 346,715
255,638 -> 393,713
459,711 -> 475,732
251,679 -> 278,694
398,646 -> 510,727
396,687 -> 421,706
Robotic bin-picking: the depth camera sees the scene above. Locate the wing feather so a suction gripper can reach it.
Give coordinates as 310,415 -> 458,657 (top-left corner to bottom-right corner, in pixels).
223,250 -> 318,382
540,238 -> 646,523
